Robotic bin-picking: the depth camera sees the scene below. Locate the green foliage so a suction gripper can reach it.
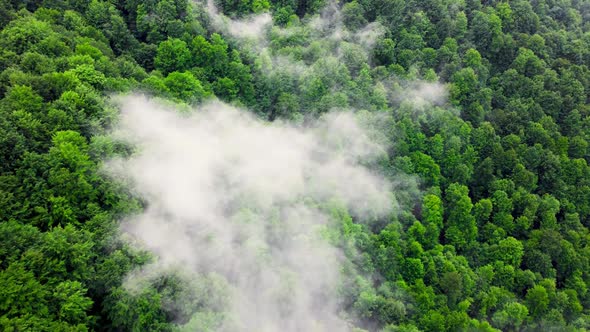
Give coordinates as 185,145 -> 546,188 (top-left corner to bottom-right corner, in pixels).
342,1 -> 367,31
0,0 -> 589,330
444,183 -> 477,252
154,38 -> 191,75
491,301 -> 529,330
164,71 -> 208,102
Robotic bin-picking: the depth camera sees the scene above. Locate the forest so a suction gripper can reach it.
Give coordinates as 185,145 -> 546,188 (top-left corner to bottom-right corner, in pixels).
0,0 -> 589,331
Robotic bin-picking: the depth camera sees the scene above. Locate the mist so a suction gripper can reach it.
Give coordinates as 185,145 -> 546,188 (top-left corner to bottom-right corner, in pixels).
205,0 -> 272,41
107,2 -> 447,330
108,95 -> 397,331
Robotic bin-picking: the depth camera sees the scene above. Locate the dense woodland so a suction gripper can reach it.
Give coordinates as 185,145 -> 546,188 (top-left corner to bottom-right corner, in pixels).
0,0 -> 590,331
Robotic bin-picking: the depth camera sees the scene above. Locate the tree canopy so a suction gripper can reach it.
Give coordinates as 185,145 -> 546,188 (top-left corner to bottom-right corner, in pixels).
0,0 -> 589,331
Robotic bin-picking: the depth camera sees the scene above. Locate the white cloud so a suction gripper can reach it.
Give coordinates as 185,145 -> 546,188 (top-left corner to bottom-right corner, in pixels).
107,95 -> 395,331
